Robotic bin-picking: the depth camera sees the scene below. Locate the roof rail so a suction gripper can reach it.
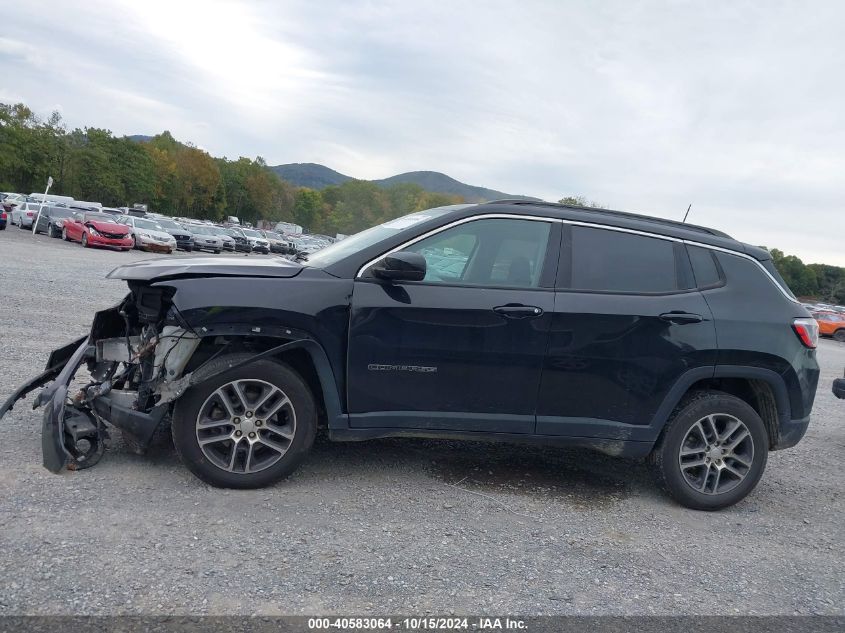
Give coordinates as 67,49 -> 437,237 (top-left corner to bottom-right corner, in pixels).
484,199 -> 731,238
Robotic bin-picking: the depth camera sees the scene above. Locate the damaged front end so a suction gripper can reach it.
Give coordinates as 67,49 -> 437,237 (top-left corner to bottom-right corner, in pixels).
0,283 -> 201,472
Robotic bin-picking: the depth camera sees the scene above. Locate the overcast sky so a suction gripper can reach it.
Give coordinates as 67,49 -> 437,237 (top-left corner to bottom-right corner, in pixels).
1,1 -> 843,264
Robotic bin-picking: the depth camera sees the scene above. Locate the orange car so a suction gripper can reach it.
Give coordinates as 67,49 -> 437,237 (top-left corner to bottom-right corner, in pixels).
813,311 -> 845,342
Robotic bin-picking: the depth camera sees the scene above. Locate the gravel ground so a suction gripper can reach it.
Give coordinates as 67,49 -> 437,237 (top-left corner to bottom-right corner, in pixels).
0,227 -> 843,616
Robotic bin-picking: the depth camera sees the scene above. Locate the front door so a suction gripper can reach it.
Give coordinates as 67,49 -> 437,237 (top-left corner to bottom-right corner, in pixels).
348,217 -> 560,433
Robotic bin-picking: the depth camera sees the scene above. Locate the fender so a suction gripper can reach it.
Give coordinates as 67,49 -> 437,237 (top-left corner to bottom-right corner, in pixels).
649,364 -> 792,442
712,364 -> 791,426
180,327 -> 346,428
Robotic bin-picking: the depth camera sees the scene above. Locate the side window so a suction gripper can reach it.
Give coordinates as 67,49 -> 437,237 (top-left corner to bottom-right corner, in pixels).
401,218 -> 552,288
570,226 -> 679,293
687,245 -> 723,288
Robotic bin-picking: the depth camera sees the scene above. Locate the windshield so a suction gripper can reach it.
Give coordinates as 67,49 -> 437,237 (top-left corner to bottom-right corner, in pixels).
135,218 -> 163,231
156,219 -> 183,230
304,205 -> 470,267
241,228 -> 262,238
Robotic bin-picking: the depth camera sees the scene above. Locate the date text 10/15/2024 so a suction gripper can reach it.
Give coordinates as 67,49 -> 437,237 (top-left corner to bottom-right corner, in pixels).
307,617 -> 528,630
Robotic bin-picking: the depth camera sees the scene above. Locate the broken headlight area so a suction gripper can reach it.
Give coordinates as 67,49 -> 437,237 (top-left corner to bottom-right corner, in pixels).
1,283 -> 200,473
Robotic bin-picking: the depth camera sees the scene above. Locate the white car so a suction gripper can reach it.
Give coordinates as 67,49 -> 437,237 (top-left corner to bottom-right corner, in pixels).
237,227 -> 271,253
118,216 -> 177,253
10,202 -> 45,228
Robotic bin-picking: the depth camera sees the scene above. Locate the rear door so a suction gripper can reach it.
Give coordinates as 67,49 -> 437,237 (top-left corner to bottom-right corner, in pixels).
536,225 -> 717,439
348,216 -> 560,433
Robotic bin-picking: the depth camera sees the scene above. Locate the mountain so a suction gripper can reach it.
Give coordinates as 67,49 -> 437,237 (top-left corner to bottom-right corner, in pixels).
372,171 -> 538,203
268,163 -> 540,202
269,163 -> 351,189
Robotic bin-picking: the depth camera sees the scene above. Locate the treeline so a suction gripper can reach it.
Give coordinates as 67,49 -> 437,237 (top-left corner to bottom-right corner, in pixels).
0,103 -> 461,235
768,249 -> 845,303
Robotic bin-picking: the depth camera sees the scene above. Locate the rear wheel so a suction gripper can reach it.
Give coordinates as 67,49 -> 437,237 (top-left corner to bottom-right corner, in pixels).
834,329 -> 845,342
172,354 -> 317,488
651,390 -> 768,510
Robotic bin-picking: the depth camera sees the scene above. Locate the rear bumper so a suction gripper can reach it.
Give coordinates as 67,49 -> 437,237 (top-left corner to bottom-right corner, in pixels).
772,416 -> 811,450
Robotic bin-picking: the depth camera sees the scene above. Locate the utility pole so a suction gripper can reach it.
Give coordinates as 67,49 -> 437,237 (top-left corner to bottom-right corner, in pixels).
32,176 -> 54,235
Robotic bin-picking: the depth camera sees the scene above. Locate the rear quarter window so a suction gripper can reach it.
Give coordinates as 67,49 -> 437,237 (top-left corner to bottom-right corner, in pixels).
687,245 -> 723,288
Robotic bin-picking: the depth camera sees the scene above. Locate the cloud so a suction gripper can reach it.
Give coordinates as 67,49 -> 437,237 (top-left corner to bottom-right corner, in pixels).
0,0 -> 843,265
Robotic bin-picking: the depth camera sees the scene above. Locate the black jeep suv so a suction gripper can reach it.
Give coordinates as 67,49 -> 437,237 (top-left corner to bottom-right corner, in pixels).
1,201 -> 820,510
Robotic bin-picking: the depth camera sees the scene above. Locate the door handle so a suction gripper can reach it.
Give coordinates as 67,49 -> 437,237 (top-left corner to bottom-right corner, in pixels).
493,304 -> 544,319
659,311 -> 703,324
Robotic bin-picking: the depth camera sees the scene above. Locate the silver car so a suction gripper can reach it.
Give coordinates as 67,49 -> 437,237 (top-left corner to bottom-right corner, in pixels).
188,225 -> 225,253
117,216 -> 177,253
10,202 -> 45,229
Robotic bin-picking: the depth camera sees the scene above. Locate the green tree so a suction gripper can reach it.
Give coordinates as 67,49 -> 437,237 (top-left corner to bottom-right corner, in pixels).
293,189 -> 324,229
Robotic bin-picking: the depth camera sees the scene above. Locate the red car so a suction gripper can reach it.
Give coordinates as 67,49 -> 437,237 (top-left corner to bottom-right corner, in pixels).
61,212 -> 133,251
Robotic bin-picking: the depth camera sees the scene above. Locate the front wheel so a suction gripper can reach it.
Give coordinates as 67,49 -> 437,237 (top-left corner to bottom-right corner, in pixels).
172,354 -> 317,488
82,233 -> 90,248
651,390 -> 768,510
62,227 -> 70,241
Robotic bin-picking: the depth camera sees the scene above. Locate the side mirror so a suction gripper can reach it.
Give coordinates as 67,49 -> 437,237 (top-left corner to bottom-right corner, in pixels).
372,252 -> 427,282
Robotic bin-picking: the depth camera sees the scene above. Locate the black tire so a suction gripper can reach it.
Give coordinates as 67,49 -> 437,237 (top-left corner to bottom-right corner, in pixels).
82,232 -> 90,248
214,249 -> 221,254
651,390 -> 768,510
171,353 -> 317,488
61,227 -> 70,241
834,329 -> 845,343
131,235 -> 138,249
48,223 -> 58,238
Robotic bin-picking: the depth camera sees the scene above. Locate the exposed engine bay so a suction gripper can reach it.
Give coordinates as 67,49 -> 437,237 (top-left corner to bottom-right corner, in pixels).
0,282 -> 303,473
0,284 -> 199,470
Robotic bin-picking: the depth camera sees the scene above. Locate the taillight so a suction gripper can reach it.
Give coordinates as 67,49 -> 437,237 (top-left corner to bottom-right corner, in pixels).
792,318 -> 819,349
26,211 -> 34,217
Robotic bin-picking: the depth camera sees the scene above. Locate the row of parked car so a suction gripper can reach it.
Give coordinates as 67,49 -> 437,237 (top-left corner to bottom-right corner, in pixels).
802,302 -> 845,342
0,192 -> 337,258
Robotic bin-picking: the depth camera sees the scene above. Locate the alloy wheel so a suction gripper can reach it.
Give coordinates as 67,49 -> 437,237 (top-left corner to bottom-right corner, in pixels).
195,379 -> 296,474
678,413 -> 754,495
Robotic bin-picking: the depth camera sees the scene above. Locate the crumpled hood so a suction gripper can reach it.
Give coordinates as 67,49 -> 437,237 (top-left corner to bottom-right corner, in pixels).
88,220 -> 129,234
106,256 -> 304,281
